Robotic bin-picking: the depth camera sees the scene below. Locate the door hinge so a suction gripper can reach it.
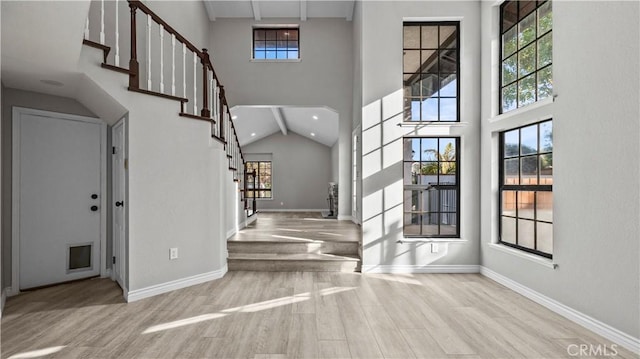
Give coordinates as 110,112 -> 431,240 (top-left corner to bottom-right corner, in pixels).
112,256 -> 116,264
112,146 -> 117,154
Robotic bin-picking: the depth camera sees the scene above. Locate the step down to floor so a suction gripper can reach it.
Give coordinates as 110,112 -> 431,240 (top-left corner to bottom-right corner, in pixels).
228,240 -> 358,255
228,253 -> 361,272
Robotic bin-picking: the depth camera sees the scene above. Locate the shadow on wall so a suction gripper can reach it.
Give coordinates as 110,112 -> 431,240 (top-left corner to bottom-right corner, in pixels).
361,89 -> 452,268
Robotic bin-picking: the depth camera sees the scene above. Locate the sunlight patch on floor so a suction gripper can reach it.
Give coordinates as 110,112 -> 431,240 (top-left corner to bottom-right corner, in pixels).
271,234 -> 318,242
142,286 -> 356,334
8,346 -> 66,359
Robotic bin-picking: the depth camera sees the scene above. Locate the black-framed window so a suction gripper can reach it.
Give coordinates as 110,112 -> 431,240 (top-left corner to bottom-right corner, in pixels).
500,1 -> 553,113
246,161 -> 272,198
403,22 -> 460,122
253,28 -> 299,60
403,137 -> 460,237
499,120 -> 553,257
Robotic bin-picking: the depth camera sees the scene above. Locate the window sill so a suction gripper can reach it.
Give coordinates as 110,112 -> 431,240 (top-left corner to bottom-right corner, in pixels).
489,97 -> 553,124
488,243 -> 557,269
251,59 -> 301,63
398,238 -> 468,244
398,121 -> 469,127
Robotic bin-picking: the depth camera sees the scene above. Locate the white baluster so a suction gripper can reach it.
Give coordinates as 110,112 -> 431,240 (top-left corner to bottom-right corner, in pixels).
146,14 -> 152,90
209,74 -> 213,118
171,34 -> 176,96
100,0 -> 105,44
193,52 -> 198,115
115,0 -> 119,66
84,18 -> 89,40
213,79 -> 218,122
159,25 -> 164,93
182,43 -> 186,98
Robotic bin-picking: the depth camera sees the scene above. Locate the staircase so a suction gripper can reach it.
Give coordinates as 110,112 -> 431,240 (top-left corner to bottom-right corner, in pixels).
227,212 -> 361,272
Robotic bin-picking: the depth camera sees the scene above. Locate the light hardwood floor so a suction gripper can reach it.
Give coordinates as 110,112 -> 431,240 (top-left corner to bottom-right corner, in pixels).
2,271 -> 636,358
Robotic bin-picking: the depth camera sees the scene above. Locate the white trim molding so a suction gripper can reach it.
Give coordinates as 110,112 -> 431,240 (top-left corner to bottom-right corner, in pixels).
480,266 -> 640,353
0,288 -> 7,317
362,264 -> 480,274
260,209 -> 326,213
126,265 -> 228,302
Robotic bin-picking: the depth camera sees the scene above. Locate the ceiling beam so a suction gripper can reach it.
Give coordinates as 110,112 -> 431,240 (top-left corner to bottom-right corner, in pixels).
251,0 -> 261,21
346,0 -> 355,21
271,107 -> 288,135
300,0 -> 307,21
203,1 -> 216,21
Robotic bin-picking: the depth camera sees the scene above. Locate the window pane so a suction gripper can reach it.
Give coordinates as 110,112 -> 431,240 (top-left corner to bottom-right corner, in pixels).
504,158 -> 519,185
502,83 -> 517,112
440,189 -> 457,212
421,50 -> 438,72
520,125 -> 538,155
537,222 -> 553,254
404,213 -> 421,235
540,121 -> 553,151
518,1 -> 537,20
288,30 -> 299,40
276,51 -> 286,59
440,74 -> 457,97
521,156 -> 538,184
537,191 -> 553,222
502,2 -> 518,30
537,65 -> 553,100
504,130 -> 520,157
503,26 -> 517,58
421,26 -> 438,48
404,138 -> 421,161
518,11 -> 536,48
254,51 -> 266,60
409,99 -> 421,121
265,40 -> 276,50
422,213 -> 440,236
421,98 -> 439,122
517,191 -> 535,219
265,30 -> 277,40
501,216 -> 516,244
518,74 -> 536,107
254,30 -> 266,41
518,219 -> 535,249
421,138 -> 438,161
404,50 -> 421,73
518,43 -> 536,77
421,162 -> 439,176
439,98 -> 457,121
440,162 -> 456,176
440,26 -> 457,48
404,163 -> 419,184
538,1 -> 552,34
404,26 -> 420,48
502,191 -> 517,217
540,153 -> 553,184
439,138 -> 456,160
287,51 -> 299,59
537,32 -> 552,68
265,50 -> 276,59
404,190 -> 421,212
502,55 -> 517,85
421,74 -> 440,98
439,50 -> 457,73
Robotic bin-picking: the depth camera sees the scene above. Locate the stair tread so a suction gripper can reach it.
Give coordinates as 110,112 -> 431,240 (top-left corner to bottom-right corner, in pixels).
228,238 -> 358,243
228,252 -> 360,261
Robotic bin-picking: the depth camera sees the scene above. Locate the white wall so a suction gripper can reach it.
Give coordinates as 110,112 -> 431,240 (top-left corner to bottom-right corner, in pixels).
330,142 -> 339,183
208,17 -> 353,218
1,87 -> 98,291
243,132 -> 331,211
225,168 -> 247,239
81,44 -> 227,293
480,1 -> 639,340
358,1 -> 481,270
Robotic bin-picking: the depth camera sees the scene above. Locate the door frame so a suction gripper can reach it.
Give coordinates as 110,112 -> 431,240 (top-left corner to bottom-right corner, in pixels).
11,107 -> 107,295
111,117 -> 127,291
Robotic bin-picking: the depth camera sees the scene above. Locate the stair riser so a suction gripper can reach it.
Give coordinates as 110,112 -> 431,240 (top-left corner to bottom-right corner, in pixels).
227,242 -> 358,256
228,259 -> 360,272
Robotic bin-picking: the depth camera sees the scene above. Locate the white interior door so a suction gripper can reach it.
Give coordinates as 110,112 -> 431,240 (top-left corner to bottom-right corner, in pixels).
112,118 -> 126,289
15,111 -> 104,289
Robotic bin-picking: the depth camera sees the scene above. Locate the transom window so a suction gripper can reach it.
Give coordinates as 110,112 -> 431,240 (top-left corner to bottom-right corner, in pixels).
403,22 -> 460,122
253,28 -> 299,60
403,137 -> 460,237
245,161 -> 272,198
500,1 -> 553,113
499,120 -> 553,257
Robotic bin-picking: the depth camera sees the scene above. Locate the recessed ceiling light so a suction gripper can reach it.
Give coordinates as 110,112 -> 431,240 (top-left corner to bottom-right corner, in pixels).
232,115 -> 238,120
251,133 -> 256,136
40,79 -> 64,87
310,132 -> 316,137
312,115 -> 318,120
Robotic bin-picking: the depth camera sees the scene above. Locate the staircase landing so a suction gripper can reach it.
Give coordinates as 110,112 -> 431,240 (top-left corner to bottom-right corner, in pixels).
228,212 -> 361,272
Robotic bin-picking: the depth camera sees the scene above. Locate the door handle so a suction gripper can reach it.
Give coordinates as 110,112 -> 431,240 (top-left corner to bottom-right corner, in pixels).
115,201 -> 124,207
90,205 -> 99,212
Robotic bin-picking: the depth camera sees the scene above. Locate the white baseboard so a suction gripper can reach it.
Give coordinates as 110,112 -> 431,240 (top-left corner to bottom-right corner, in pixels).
362,264 -> 480,274
246,215 -> 257,225
0,287 -> 7,318
126,265 -> 228,303
260,209 -> 325,212
480,266 -> 640,353
337,214 -> 352,221
226,228 -> 237,239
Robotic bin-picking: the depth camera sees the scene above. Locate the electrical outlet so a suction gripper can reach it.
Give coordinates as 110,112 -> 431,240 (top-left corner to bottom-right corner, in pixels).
431,243 -> 439,253
170,247 -> 178,260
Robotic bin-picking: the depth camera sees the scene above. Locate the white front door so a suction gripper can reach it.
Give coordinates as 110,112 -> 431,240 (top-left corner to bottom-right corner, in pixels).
112,118 -> 126,289
15,110 -> 105,290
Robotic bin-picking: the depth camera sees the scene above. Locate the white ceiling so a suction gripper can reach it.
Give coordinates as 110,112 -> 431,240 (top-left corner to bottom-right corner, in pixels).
203,0 -> 355,21
232,105 -> 338,147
